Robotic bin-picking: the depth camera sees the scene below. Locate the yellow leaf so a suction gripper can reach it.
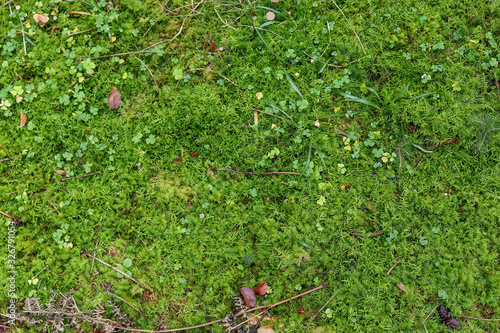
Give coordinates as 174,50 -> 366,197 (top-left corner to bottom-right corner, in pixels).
256,92 -> 263,100
334,107 -> 340,113
317,195 -> 326,206
79,77 -> 84,83
271,124 -> 277,130
122,72 -> 128,79
111,36 -> 117,42
344,145 -> 351,151
26,22 -> 31,29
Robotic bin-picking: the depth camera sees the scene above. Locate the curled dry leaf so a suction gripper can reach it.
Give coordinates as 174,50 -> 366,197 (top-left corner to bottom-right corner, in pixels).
210,42 -> 216,53
253,282 -> 268,296
18,111 -> 27,129
240,287 -> 256,308
108,86 -> 121,109
396,282 -> 406,292
191,152 -> 198,157
55,169 -> 68,176
33,14 -> 49,27
298,307 -> 305,314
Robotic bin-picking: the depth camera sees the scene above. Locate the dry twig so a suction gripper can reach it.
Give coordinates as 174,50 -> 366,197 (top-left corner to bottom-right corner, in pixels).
417,305 -> 439,330
218,169 -> 301,176
461,316 -> 500,322
387,257 -> 405,276
132,56 -> 158,88
310,289 -> 340,321
0,0 -> 14,8
107,291 -> 157,325
60,169 -> 105,181
83,250 -> 144,287
330,0 -> 366,54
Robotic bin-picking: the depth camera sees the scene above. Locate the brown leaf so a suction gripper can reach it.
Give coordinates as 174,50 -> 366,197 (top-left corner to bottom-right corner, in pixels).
18,111 -> 27,129
298,307 -> 305,314
191,152 -> 198,157
55,169 -> 68,176
253,282 -> 268,296
33,14 -> 49,27
108,86 -> 121,109
210,42 -> 216,53
397,282 -> 406,292
240,287 -> 256,308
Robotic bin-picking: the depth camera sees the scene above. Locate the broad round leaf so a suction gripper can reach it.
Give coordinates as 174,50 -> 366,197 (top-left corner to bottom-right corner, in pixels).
253,282 -> 268,296
240,287 -> 256,308
108,86 -> 121,109
122,258 -> 132,268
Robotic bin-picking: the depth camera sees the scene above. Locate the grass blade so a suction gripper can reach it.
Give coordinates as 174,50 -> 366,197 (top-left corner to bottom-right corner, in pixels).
364,87 -> 383,103
254,28 -> 284,62
391,84 -> 409,104
339,92 -> 379,108
267,100 -> 297,124
409,92 -> 435,100
284,71 -> 303,97
301,140 -> 313,175
297,239 -> 318,257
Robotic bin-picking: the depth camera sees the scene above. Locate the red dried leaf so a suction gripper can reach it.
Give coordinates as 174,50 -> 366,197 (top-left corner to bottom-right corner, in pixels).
33,14 -> 49,27
240,287 -> 256,308
18,111 -> 27,128
191,152 -> 198,157
210,42 -> 216,53
108,86 -> 121,109
253,282 -> 268,296
298,307 -> 305,314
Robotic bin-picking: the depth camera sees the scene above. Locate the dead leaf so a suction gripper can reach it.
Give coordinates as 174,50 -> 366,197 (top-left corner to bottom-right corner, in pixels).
314,120 -> 320,127
258,326 -> 275,333
210,42 -> 216,53
18,111 -> 27,129
108,86 -> 121,109
55,169 -> 68,175
191,152 -> 198,157
240,287 -> 256,308
397,282 -> 406,292
68,11 -> 93,15
16,95 -> 23,103
253,282 -> 268,296
33,14 -> 49,27
298,307 -> 305,314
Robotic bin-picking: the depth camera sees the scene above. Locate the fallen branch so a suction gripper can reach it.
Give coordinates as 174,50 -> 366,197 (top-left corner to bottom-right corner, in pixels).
310,289 -> 340,321
369,230 -> 384,237
0,0 -> 14,8
32,264 -> 49,280
1,157 -> 10,161
60,169 -> 105,181
82,250 -> 144,288
387,257 -> 405,276
107,291 -> 157,326
218,169 -> 301,176
229,285 -> 325,332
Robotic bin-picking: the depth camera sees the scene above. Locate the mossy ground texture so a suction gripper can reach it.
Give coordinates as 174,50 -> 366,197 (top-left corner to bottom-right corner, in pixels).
1,0 -> 500,332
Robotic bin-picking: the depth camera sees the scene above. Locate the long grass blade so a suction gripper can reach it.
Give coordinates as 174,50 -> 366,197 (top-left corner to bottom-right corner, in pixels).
297,239 -> 318,257
364,87 -> 383,103
267,100 -> 297,124
391,84 -> 409,104
255,28 -> 284,62
409,92 -> 435,100
302,140 -> 313,175
284,71 -> 303,97
339,92 -> 379,108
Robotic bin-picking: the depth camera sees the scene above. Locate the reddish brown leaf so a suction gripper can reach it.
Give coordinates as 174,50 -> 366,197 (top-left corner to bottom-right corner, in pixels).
18,111 -> 27,129
240,287 -> 256,308
396,282 -> 406,292
191,152 -> 198,157
108,86 -> 121,109
253,282 -> 268,296
33,14 -> 49,27
210,42 -> 216,53
298,307 -> 305,314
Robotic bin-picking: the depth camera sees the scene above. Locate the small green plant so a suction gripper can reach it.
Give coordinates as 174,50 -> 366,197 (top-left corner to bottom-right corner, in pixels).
116,258 -> 133,278
52,223 -> 71,249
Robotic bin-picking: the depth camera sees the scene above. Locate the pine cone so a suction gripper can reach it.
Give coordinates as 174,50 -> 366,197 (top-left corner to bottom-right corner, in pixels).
437,305 -> 460,329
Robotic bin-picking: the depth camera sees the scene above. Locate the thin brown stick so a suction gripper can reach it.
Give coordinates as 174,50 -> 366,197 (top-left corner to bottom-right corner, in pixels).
407,29 -> 415,46
0,0 -> 13,8
60,169 -> 104,181
350,233 -> 363,237
0,210 -> 14,219
229,285 -> 325,332
1,157 -> 10,161
132,56 -> 158,88
142,0 -> 205,52
495,78 -> 500,103
369,230 -> 384,237
402,156 -> 425,195
48,200 -> 61,214
254,108 -> 284,120
32,264 -> 49,279
140,239 -> 151,255
417,305 -> 438,330
330,0 -> 366,55
89,237 -> 100,280
461,316 -> 500,322
427,137 -> 462,151
83,250 -> 143,287
83,50 -> 180,61
218,169 -> 301,176
387,257 -> 405,276
107,291 -> 157,325
200,299 -> 213,333
310,289 -> 340,321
